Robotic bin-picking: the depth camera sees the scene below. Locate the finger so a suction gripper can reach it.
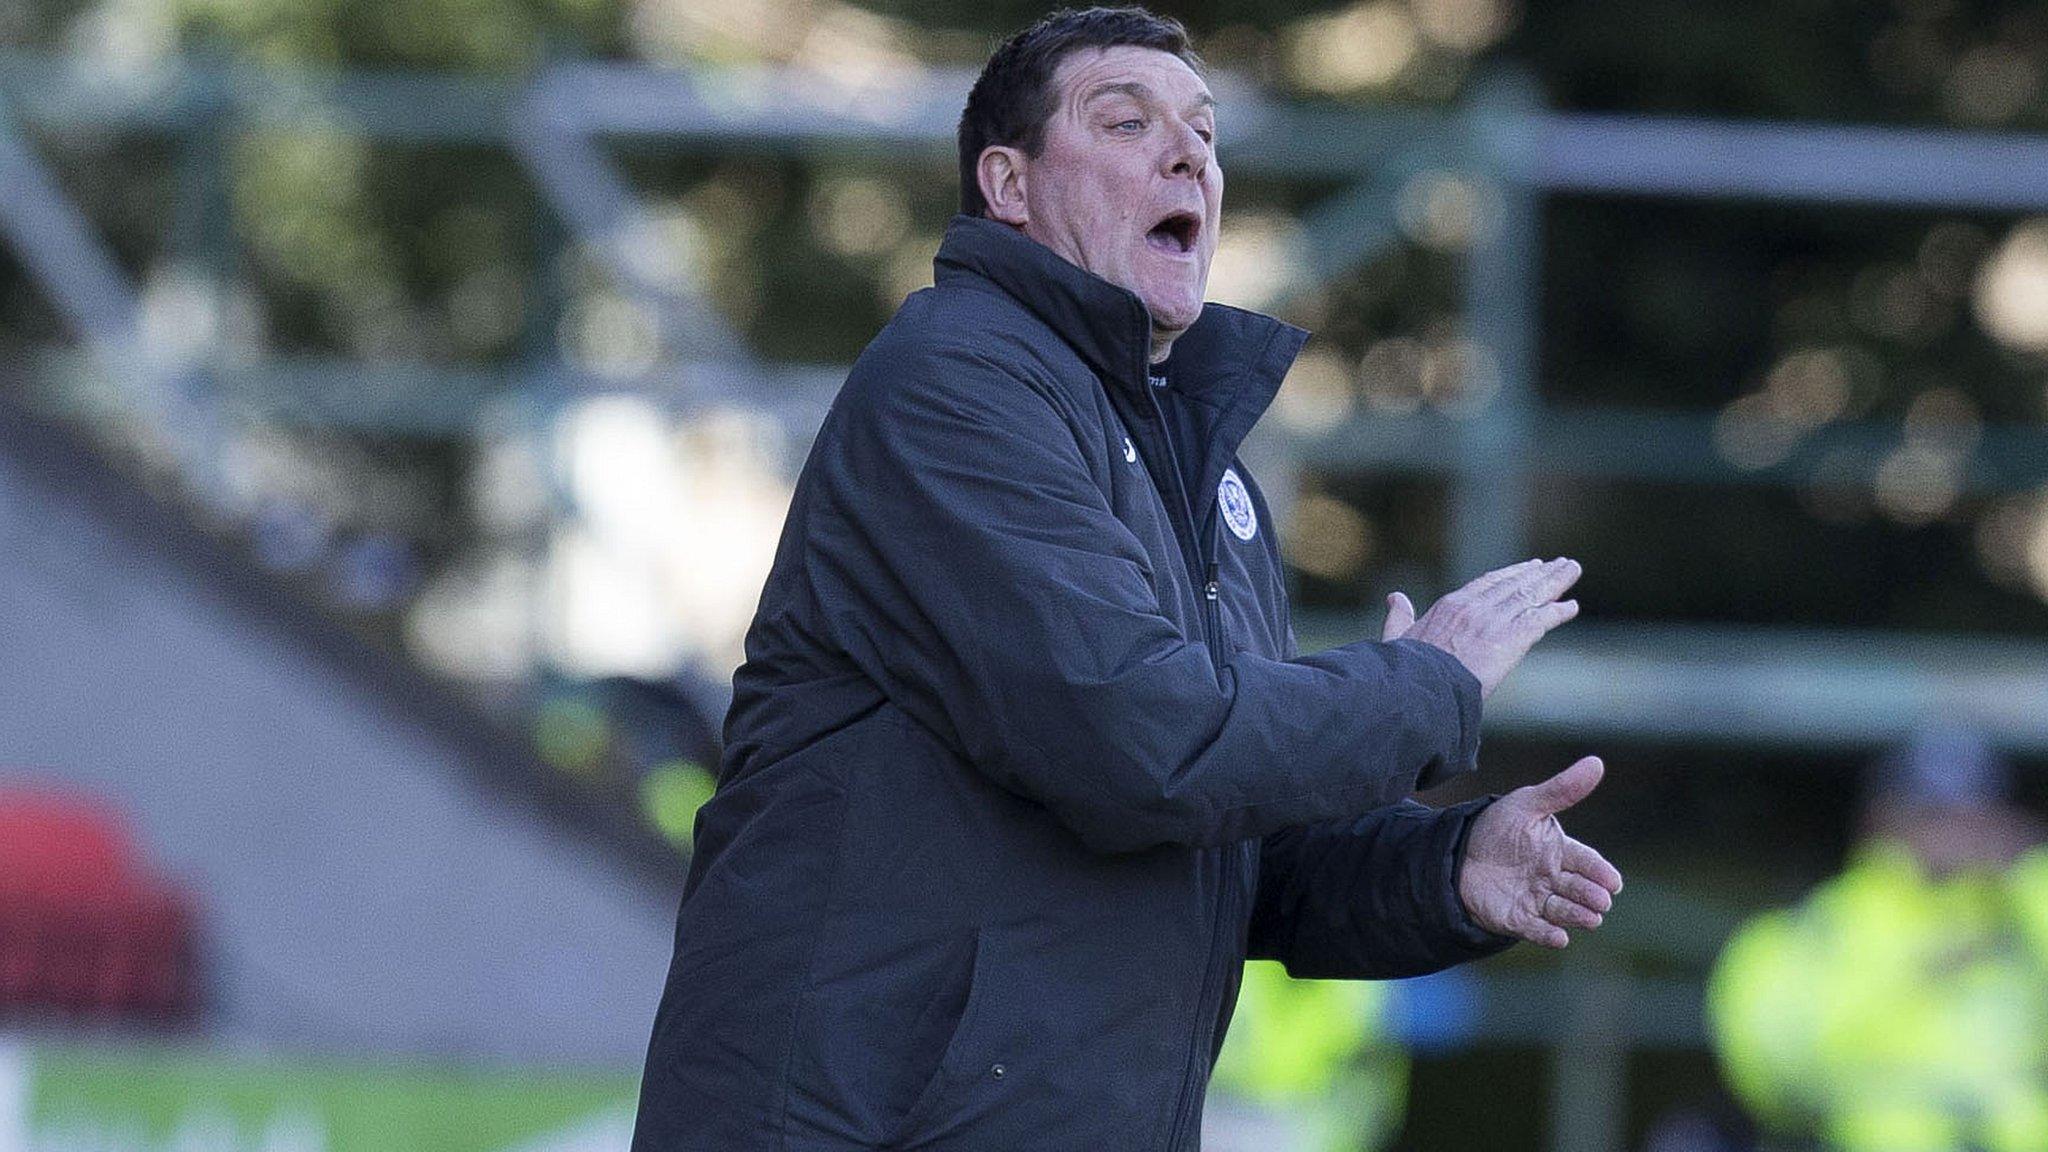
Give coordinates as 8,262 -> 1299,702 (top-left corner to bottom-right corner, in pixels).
1541,892 -> 1604,931
1524,755 -> 1604,816
1490,556 -> 1581,610
1529,557 -> 1583,603
1381,592 -> 1415,642
1563,837 -> 1624,894
1521,599 -> 1579,633
1457,557 -> 1545,599
1522,918 -> 1569,949
1553,871 -> 1614,914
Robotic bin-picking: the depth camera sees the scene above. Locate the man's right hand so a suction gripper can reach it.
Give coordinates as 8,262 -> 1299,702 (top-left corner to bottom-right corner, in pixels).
1381,557 -> 1581,699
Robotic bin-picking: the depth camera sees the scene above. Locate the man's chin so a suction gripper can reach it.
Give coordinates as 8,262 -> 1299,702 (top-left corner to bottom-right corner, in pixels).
1144,293 -> 1205,340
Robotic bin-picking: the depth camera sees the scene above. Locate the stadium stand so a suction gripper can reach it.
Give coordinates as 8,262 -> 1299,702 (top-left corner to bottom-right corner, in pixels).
0,395 -> 681,1064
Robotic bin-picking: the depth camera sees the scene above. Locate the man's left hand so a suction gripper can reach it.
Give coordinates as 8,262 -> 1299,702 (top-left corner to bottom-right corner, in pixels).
1457,756 -> 1623,949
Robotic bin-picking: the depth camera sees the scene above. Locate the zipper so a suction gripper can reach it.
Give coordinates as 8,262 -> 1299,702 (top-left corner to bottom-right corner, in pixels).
1162,534 -> 1233,1152
1142,379 -> 1218,666
1147,378 -> 1235,1151
1162,846 -> 1239,1152
1203,558 -> 1225,678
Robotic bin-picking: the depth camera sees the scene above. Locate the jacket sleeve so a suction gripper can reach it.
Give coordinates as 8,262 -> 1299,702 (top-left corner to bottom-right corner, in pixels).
804,335 -> 1482,854
1245,797 -> 1516,979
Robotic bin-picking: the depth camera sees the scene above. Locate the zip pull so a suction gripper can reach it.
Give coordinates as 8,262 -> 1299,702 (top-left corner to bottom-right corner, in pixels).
1204,563 -> 1220,601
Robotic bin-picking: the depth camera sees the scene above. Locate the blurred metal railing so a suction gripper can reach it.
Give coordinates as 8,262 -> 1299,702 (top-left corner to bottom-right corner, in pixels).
1,64 -> 2042,767
7,48 -> 2046,1152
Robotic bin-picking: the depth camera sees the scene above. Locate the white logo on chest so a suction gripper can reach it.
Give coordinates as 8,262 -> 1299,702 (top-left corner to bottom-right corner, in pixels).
1219,469 -> 1257,541
1123,436 -> 1138,464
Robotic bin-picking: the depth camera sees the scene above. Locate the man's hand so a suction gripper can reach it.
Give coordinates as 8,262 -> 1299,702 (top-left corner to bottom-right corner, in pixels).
1382,557 -> 1581,699
1456,756 -> 1623,949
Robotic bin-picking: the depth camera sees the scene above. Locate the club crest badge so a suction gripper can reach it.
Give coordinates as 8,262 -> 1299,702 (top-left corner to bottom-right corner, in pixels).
1218,469 -> 1257,541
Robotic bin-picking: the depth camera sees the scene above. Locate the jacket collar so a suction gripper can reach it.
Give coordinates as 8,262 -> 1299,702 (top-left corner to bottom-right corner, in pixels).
931,215 -> 1308,422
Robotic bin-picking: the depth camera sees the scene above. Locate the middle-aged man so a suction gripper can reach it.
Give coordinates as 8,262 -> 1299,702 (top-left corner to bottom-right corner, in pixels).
632,8 -> 1624,1150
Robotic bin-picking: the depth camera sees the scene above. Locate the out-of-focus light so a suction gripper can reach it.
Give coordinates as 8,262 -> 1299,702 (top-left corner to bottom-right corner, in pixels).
67,0 -> 173,74
662,411 -> 792,671
1976,492 -> 2048,602
1902,386 -> 1982,451
1283,492 -> 1375,582
642,759 -> 718,848
1411,0 -> 1518,54
139,266 -> 222,368
471,431 -> 552,535
1973,219 -> 2048,352
560,291 -> 662,380
1943,45 -> 2040,125
1762,347 -> 1850,427
809,175 -> 911,260
687,165 -> 780,243
548,525 -> 690,677
2024,503 -> 2048,602
1873,442 -> 1962,526
1272,349 -> 1356,433
1360,337 -> 1429,413
1712,393 -> 1801,471
1423,337 -> 1500,416
559,396 -> 678,548
880,235 -> 939,309
630,0 -> 803,63
1285,2 -> 1419,94
1397,171 -> 1483,251
1207,213 -> 1301,312
404,552 -> 537,682
547,399 -> 791,677
614,204 -> 705,293
792,5 -> 926,96
1974,494 -> 2037,589
533,696 -> 611,775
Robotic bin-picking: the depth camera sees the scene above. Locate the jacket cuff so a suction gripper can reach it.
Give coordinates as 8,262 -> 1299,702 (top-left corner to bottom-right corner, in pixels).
1392,637 -> 1484,791
1435,795 -> 1519,955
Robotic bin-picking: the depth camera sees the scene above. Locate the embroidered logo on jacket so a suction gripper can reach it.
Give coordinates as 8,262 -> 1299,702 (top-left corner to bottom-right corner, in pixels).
1219,469 -> 1258,541
1123,436 -> 1138,464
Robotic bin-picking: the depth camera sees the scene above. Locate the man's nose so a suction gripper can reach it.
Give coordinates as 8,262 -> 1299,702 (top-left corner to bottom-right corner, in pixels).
1162,119 -> 1208,180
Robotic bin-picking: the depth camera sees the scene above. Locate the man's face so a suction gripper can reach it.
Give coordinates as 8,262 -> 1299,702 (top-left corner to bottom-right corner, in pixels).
1014,45 -> 1222,342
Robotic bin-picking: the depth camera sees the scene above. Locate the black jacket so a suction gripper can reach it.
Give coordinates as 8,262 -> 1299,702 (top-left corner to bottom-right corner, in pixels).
632,216 -> 1510,1152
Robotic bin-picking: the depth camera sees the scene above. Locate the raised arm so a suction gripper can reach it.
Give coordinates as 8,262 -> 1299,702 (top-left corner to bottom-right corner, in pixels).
806,336 -> 1482,853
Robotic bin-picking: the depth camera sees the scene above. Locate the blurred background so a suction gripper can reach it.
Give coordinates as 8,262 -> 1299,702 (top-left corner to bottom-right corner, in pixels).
1,0 -> 2046,1149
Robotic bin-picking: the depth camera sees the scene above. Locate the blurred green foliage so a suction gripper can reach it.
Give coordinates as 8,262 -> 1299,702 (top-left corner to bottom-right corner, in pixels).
170,0 -> 623,70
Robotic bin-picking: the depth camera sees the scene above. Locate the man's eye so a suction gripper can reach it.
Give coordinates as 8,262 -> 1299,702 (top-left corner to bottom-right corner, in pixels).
1196,129 -> 1214,144
1113,118 -> 1145,132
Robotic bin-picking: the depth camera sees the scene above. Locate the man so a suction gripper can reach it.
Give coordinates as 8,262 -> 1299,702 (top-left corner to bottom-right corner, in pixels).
632,9 -> 1623,1150
1709,728 -> 2048,1152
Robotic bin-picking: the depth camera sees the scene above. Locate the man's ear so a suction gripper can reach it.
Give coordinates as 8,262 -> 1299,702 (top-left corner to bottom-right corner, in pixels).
977,145 -> 1029,226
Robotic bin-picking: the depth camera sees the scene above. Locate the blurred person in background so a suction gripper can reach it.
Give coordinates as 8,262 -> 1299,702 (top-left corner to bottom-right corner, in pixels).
1708,727 -> 2048,1152
1204,959 -> 1407,1152
632,7 -> 1623,1150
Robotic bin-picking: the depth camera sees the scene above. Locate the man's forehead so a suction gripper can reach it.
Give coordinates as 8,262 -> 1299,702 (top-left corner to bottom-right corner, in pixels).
1054,46 -> 1214,110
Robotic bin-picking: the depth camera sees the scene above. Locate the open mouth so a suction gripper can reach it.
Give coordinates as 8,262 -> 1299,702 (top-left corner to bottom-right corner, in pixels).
1145,210 -> 1201,255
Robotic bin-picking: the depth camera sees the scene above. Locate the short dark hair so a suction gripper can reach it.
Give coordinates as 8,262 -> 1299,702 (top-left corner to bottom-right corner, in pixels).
957,7 -> 1204,217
